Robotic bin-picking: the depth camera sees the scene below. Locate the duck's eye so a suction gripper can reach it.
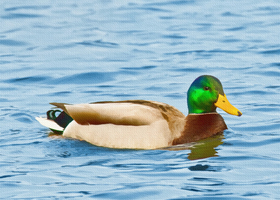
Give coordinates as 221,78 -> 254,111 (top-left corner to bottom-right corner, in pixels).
204,86 -> 210,91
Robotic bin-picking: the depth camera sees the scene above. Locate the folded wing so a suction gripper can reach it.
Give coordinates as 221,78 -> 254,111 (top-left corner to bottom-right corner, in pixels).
51,101 -> 165,126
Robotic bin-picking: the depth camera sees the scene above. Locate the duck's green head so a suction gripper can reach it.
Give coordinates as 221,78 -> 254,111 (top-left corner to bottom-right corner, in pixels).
187,75 -> 242,116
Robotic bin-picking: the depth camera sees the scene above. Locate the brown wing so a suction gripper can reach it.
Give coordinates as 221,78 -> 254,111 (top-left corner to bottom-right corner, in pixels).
50,100 -> 186,128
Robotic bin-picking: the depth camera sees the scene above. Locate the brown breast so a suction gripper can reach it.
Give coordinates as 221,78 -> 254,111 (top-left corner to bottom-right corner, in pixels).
172,113 -> 227,145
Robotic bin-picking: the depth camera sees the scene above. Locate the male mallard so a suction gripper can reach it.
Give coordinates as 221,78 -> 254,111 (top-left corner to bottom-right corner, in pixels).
36,75 -> 242,149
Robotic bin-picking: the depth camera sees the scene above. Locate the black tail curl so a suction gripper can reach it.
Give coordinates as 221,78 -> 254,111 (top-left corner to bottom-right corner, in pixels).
47,110 -> 73,133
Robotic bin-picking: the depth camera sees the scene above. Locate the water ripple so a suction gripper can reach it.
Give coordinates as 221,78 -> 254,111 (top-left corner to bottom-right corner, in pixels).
228,137 -> 280,148
76,40 -> 119,48
0,39 -> 27,46
121,65 -> 157,71
4,5 -> 50,12
260,48 -> 280,55
50,72 -> 116,85
188,164 -> 225,172
3,76 -> 50,84
10,113 -> 34,124
1,13 -> 44,19
166,49 -> 244,56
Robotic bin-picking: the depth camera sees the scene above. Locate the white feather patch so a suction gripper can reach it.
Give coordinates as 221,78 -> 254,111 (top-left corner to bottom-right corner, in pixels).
36,117 -> 64,131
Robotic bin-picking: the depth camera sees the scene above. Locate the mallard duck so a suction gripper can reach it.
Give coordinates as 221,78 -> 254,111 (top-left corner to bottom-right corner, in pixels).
36,75 -> 242,149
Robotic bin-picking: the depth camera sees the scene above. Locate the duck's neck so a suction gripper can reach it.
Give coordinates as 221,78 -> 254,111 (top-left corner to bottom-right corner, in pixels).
172,113 -> 227,145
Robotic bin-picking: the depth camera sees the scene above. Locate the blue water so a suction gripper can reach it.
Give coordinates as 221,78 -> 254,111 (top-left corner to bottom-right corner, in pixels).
1,0 -> 280,199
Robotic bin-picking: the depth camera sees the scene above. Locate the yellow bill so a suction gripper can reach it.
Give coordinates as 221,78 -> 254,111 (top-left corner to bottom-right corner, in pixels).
214,94 -> 242,116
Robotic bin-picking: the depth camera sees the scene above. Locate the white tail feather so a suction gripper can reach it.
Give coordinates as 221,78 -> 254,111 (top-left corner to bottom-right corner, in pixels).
36,117 -> 64,131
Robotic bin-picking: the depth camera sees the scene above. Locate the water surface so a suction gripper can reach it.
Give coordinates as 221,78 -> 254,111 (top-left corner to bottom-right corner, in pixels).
0,0 -> 280,199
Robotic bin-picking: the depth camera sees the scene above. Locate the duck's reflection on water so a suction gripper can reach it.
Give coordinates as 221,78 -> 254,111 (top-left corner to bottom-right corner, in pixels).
162,133 -> 224,160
